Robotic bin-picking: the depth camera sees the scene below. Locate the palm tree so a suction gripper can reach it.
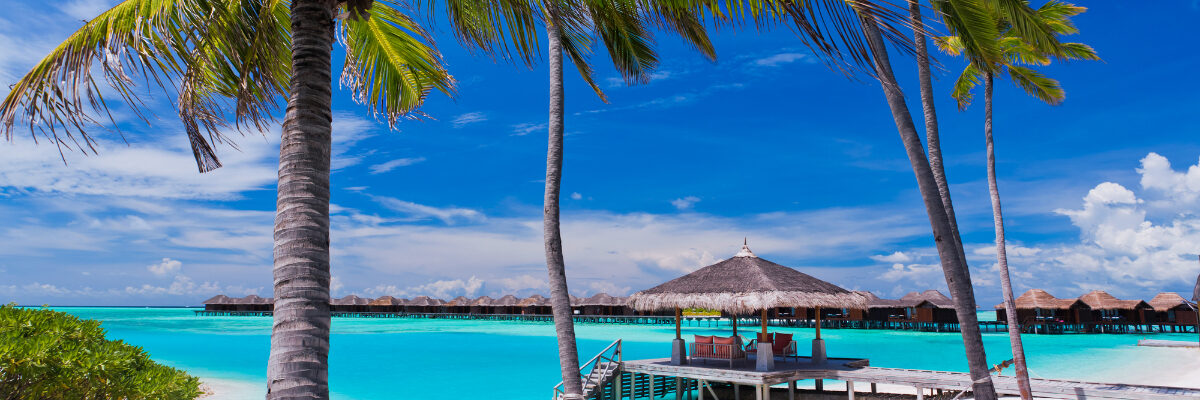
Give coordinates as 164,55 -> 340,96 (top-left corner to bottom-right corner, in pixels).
431,2 -> 713,398
0,0 -> 453,397
937,2 -> 1098,398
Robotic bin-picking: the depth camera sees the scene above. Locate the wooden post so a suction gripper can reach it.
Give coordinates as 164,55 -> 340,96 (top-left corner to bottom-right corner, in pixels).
815,307 -> 822,340
847,381 -> 855,400
615,371 -> 622,400
815,379 -> 823,391
755,384 -> 764,400
699,380 -> 705,400
734,384 -> 741,400
732,313 -> 738,337
676,308 -> 683,339
676,377 -> 683,400
789,381 -> 796,400
871,383 -> 877,393
916,387 -> 924,400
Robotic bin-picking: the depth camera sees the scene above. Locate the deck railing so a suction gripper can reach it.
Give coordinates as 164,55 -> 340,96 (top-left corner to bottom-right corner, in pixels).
551,339 -> 622,400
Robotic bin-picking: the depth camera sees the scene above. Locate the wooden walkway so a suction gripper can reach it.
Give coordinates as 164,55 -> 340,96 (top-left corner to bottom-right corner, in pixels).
616,357 -> 1200,400
192,310 -> 722,326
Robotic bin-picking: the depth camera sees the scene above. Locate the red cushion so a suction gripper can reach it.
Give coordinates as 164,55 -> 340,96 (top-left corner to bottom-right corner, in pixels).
694,335 -> 714,344
713,336 -> 734,345
756,332 -> 772,343
773,333 -> 793,353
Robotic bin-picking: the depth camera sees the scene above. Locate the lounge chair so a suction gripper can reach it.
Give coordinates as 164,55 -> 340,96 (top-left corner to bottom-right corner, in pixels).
744,332 -> 798,361
690,335 -> 747,368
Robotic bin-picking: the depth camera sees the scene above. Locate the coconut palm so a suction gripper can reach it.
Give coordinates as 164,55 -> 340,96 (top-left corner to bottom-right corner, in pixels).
429,2 -> 714,398
0,0 -> 453,397
936,2 -> 1098,398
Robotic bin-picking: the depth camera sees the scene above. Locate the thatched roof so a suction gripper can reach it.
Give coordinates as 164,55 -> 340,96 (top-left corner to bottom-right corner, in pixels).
518,295 -> 549,307
1194,273 -> 1199,302
855,291 -> 902,308
234,295 -> 273,304
493,295 -> 521,306
203,295 -> 232,305
331,295 -> 372,305
900,290 -> 955,308
368,296 -> 405,306
471,296 -> 495,306
569,295 -> 583,307
1077,290 -> 1149,311
1148,292 -> 1194,312
446,296 -> 473,306
1002,289 -> 1081,310
580,293 -> 625,306
628,243 -> 867,313
405,296 -> 444,306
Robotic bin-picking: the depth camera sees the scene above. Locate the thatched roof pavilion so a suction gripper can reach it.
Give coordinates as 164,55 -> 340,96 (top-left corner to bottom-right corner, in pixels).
471,295 -> 495,306
628,243 -> 866,314
493,295 -> 520,306
203,295 -> 232,304
580,293 -> 624,306
368,296 -> 405,312
1006,289 -> 1080,310
629,241 -> 864,366
446,296 -> 472,306
518,294 -> 549,307
331,295 -> 371,306
900,290 -> 955,308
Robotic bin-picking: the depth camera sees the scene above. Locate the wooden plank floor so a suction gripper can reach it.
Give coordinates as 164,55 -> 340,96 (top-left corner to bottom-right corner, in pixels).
622,357 -> 1200,399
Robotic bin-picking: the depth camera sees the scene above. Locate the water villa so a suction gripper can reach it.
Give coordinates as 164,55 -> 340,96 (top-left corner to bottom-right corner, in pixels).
1147,292 -> 1199,332
555,243 -> 1200,400
992,289 -> 1196,334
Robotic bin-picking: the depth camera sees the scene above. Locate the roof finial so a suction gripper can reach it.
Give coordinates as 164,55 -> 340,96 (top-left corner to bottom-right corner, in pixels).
734,239 -> 756,258
744,237 -> 747,246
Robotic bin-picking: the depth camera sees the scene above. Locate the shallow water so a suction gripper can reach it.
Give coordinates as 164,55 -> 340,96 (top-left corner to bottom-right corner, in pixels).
51,307 -> 1198,399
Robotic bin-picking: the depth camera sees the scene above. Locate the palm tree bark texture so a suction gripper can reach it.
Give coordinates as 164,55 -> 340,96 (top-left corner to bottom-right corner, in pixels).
268,0 -> 336,398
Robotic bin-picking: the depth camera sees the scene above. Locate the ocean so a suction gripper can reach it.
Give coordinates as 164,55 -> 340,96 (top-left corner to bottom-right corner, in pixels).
51,307 -> 1199,399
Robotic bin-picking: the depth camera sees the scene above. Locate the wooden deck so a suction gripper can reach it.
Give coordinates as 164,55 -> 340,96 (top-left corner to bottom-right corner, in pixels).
616,356 -> 1200,400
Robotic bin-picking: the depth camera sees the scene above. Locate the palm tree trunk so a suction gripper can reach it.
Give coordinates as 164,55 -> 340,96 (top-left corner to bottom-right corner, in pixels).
986,72 -> 1033,399
545,19 -> 585,400
909,1 -> 971,270
267,0 -> 335,398
859,16 -> 998,400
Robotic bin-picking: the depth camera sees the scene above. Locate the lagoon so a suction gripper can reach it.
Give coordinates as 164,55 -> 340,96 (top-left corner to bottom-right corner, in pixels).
56,307 -> 1200,399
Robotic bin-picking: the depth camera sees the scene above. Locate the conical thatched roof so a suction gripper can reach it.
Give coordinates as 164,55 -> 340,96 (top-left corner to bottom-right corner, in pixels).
1004,289 -> 1080,310
518,295 -> 549,307
1194,273 -> 1199,302
331,295 -> 372,305
405,296 -> 444,306
493,295 -> 521,306
446,296 -> 473,306
628,243 -> 867,313
203,295 -> 232,304
368,296 -> 406,306
855,291 -> 902,308
1078,290 -> 1148,311
900,290 -> 954,308
569,295 -> 582,307
580,293 -> 625,306
1148,292 -> 1194,312
471,296 -> 495,306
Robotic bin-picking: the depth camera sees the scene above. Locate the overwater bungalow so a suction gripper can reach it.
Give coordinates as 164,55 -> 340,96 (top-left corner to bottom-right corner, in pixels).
331,295 -> 372,312
1147,292 -> 1197,329
405,296 -> 444,313
579,293 -> 630,315
491,294 -> 522,314
997,289 -> 1090,332
202,295 -> 235,311
518,295 -> 551,315
1077,290 -> 1152,328
445,296 -> 472,314
470,296 -> 496,314
899,290 -> 958,323
234,295 -> 274,312
367,296 -> 405,313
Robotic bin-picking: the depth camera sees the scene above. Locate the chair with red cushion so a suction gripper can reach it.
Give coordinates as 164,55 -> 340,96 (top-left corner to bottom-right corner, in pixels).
771,332 -> 797,360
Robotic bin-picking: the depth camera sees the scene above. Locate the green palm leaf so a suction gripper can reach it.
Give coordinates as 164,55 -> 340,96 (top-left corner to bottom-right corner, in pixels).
1006,64 -> 1063,105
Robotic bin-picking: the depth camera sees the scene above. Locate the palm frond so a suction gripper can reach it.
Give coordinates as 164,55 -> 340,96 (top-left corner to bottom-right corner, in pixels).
423,0 -> 542,65
934,35 -> 965,56
586,0 -> 659,85
550,4 -> 607,101
638,0 -> 716,61
986,0 -> 1061,52
1005,64 -> 1062,105
934,0 -> 1001,71
951,62 -> 983,110
339,1 -> 455,126
1035,0 -> 1085,34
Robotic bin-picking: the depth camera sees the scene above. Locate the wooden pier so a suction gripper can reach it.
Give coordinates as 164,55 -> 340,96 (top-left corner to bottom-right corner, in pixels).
192,310 -> 722,326
556,340 -> 1200,400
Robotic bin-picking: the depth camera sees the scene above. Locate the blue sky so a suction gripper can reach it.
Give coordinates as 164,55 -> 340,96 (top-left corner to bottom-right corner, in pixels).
1,1 -> 1198,306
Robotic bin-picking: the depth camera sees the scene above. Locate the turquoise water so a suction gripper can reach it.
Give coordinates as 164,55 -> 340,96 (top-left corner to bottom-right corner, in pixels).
52,307 -> 1198,399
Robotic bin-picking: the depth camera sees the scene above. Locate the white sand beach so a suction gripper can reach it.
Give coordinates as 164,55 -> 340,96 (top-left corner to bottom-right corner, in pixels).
199,377 -> 263,400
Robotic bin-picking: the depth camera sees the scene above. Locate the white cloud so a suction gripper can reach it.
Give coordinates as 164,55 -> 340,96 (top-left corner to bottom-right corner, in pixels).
511,122 -> 546,136
55,0 -> 119,20
570,192 -> 583,200
364,276 -> 484,298
753,53 -> 812,67
870,251 -> 913,263
147,258 -> 182,277
451,112 -> 487,128
370,196 -> 485,224
369,157 -> 426,174
671,196 -> 701,210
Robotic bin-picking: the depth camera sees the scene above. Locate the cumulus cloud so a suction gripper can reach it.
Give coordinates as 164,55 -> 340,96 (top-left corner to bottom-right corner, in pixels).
451,112 -> 487,128
147,258 -> 182,277
369,157 -> 426,174
671,196 -> 701,210
870,251 -> 913,263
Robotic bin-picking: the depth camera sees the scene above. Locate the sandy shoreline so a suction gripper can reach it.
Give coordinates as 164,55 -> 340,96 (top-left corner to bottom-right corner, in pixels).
198,376 -> 263,400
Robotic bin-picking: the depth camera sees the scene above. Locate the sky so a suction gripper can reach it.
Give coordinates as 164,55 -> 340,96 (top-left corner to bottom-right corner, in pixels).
1,1 -> 1198,306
